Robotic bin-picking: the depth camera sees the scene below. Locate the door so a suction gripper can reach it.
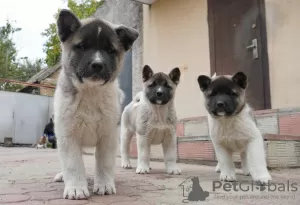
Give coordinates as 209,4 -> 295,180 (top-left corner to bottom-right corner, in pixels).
0,92 -> 15,143
208,0 -> 270,110
119,49 -> 133,112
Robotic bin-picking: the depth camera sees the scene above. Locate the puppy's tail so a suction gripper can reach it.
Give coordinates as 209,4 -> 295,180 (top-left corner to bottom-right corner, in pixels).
132,91 -> 143,108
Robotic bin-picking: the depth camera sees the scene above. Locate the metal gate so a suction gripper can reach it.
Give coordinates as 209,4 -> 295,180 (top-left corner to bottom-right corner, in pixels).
119,50 -> 133,112
0,91 -> 53,144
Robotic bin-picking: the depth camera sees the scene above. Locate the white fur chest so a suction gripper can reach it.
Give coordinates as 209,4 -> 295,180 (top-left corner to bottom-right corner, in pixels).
146,107 -> 174,145
208,106 -> 258,152
147,121 -> 173,145
54,81 -> 119,147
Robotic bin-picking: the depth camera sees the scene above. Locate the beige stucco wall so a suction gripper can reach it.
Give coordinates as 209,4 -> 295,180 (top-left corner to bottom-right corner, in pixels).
143,0 -> 300,119
265,0 -> 300,109
143,0 -> 210,119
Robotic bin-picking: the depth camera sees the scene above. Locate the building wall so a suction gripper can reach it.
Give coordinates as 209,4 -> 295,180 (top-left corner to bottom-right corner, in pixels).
265,0 -> 300,109
143,0 -> 211,119
94,0 -> 143,97
143,0 -> 300,119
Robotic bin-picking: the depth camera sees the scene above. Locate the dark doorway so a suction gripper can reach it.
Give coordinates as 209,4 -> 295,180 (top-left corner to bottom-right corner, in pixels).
119,49 -> 133,112
208,0 -> 271,110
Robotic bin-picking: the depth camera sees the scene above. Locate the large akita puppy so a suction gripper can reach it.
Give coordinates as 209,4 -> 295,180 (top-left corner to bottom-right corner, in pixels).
53,9 -> 138,199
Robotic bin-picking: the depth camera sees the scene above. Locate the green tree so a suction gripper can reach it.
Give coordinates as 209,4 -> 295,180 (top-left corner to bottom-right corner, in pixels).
0,20 -> 43,91
0,20 -> 23,91
18,58 -> 43,80
41,0 -> 104,67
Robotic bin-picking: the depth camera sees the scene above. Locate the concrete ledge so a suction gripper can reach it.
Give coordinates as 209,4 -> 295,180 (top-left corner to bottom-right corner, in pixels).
265,134 -> 300,141
177,107 -> 300,138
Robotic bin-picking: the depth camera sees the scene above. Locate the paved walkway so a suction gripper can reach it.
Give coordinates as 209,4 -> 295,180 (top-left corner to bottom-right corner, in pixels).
0,147 -> 300,205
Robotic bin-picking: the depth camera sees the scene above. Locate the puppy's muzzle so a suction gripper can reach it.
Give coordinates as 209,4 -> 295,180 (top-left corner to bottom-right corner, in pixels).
156,90 -> 163,97
90,60 -> 105,77
82,60 -> 111,83
91,61 -> 104,74
212,101 -> 230,116
216,101 -> 225,109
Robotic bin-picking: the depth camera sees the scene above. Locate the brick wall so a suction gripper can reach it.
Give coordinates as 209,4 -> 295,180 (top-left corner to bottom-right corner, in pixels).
127,107 -> 300,168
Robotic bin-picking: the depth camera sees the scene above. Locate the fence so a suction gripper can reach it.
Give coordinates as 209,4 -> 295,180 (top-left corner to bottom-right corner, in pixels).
0,91 -> 53,144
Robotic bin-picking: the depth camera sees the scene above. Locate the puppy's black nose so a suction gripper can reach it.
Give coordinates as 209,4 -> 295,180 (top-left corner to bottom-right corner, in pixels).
91,62 -> 103,72
156,91 -> 163,97
216,101 -> 225,108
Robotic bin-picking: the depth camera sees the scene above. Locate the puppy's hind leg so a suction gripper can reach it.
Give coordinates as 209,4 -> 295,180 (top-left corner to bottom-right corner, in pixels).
54,172 -> 64,182
215,162 -> 220,173
120,126 -> 134,169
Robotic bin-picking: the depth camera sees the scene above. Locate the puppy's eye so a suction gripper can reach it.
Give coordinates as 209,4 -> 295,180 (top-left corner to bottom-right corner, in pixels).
230,91 -> 238,96
75,43 -> 85,51
208,91 -> 217,97
164,82 -> 171,88
107,47 -> 116,54
149,82 -> 156,87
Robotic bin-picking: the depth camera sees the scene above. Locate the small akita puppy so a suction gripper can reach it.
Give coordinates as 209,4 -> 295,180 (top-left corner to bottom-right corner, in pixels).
197,72 -> 271,184
120,65 -> 181,175
53,9 -> 138,199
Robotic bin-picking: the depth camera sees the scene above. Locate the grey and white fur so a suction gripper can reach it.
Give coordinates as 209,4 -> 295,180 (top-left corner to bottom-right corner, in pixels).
120,65 -> 181,175
197,72 -> 271,184
52,9 -> 138,200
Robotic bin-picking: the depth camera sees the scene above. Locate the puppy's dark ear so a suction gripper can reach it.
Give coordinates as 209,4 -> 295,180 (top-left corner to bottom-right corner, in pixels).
232,72 -> 247,89
142,65 -> 154,82
115,25 -> 139,51
168,67 -> 181,85
197,75 -> 211,91
57,9 -> 81,42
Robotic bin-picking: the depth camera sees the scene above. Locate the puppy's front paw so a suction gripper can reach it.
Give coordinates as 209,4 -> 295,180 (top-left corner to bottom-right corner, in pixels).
220,173 -> 236,182
253,174 -> 272,185
54,172 -> 63,182
241,164 -> 250,176
93,182 -> 116,195
136,166 -> 150,174
63,186 -> 90,200
242,168 -> 250,176
166,166 -> 181,175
